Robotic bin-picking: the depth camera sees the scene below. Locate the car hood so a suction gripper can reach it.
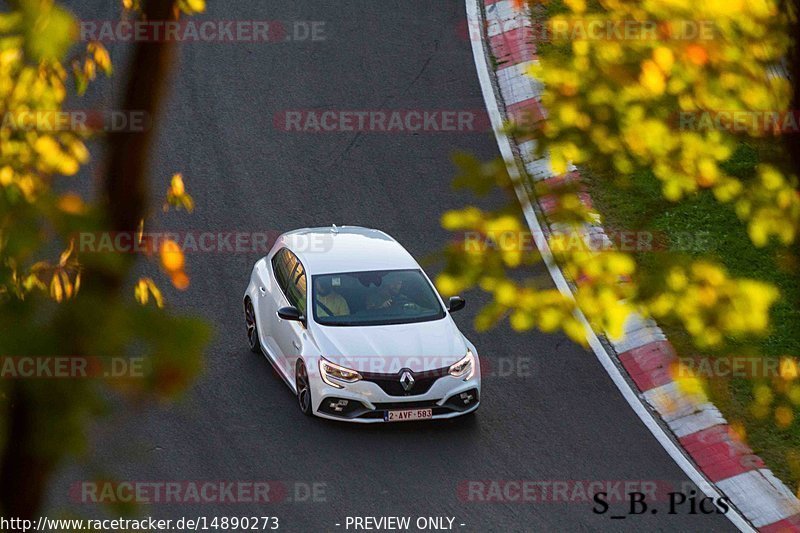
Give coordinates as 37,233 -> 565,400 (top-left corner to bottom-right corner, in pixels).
312,317 -> 468,373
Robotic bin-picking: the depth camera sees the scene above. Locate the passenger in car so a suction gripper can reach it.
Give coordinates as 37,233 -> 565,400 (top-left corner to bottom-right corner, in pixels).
315,277 -> 350,317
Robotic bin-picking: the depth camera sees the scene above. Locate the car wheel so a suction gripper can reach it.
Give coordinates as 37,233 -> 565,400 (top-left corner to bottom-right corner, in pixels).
295,360 -> 313,416
244,299 -> 260,354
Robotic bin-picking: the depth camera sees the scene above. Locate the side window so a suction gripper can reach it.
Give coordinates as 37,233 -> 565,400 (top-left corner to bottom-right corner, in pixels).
288,262 -> 307,315
271,248 -> 307,314
271,248 -> 291,292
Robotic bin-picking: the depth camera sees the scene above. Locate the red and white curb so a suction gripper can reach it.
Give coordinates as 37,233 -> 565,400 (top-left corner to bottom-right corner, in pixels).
467,0 -> 800,531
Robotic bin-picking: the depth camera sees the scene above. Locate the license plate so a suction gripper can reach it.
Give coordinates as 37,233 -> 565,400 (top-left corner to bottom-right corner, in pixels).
384,408 -> 433,422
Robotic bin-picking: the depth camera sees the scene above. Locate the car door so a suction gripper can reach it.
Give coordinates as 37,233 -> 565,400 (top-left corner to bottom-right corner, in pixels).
269,248 -> 307,380
254,248 -> 291,377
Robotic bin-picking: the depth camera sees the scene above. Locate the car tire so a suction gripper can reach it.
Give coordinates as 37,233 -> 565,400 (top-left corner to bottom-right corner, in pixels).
244,299 -> 260,354
296,360 -> 313,416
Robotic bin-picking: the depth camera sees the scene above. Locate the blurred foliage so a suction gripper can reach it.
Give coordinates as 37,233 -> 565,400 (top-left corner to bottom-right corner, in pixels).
438,0 -> 796,348
438,0 -> 799,488
438,153 -> 590,341
531,0 -> 799,246
0,0 -> 210,517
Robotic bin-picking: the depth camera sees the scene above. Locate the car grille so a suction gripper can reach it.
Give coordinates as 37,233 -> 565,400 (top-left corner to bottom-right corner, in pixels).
361,366 -> 451,396
372,399 -> 442,410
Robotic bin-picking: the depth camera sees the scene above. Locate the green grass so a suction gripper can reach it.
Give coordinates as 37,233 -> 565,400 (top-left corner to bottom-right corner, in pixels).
585,142 -> 800,489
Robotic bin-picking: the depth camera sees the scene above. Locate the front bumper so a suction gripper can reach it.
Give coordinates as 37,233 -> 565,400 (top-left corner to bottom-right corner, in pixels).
309,370 -> 481,423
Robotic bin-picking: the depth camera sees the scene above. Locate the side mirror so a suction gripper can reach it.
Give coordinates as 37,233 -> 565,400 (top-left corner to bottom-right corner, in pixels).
277,306 -> 305,323
448,296 -> 466,313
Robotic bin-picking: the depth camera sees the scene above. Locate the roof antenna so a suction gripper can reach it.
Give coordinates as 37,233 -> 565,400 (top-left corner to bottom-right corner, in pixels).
331,224 -> 339,234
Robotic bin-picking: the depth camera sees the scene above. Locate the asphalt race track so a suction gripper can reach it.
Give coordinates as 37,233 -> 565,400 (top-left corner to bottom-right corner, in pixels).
50,1 -> 735,531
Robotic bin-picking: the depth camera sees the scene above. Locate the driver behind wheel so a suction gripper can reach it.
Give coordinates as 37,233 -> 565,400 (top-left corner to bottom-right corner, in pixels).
366,277 -> 408,310
315,278 -> 350,317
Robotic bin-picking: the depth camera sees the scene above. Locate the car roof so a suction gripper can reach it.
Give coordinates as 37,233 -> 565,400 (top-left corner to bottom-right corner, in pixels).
278,226 -> 420,275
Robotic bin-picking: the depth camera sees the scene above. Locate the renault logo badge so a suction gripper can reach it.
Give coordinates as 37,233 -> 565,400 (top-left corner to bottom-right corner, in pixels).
400,370 -> 415,392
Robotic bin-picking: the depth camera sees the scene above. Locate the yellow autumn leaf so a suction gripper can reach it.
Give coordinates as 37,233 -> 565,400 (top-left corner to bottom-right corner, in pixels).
134,278 -> 164,308
134,278 -> 149,306
170,173 -> 185,196
57,193 -> 85,214
59,240 -> 75,266
59,270 -> 72,299
50,273 -> 63,302
171,271 -> 190,291
89,41 -> 112,76
160,239 -> 185,273
639,60 -> 665,95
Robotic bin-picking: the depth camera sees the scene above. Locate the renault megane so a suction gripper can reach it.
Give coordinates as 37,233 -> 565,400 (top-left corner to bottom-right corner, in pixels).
243,226 -> 481,422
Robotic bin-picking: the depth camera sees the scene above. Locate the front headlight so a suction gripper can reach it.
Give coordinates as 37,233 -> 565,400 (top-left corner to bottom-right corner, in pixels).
319,358 -> 362,388
449,349 -> 475,380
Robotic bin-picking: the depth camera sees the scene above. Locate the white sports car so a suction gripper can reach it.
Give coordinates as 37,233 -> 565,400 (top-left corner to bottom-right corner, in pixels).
243,226 -> 481,422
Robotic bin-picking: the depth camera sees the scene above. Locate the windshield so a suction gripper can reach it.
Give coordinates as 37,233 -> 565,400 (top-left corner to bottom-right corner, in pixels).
311,269 -> 446,326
